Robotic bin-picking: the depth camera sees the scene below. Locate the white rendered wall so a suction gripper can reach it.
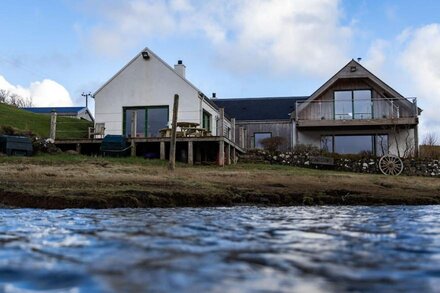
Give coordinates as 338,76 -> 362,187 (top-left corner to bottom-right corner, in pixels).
94,53 -> 216,136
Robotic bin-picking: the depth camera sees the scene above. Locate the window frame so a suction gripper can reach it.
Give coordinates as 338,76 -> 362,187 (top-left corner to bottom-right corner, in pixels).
202,110 -> 212,132
333,89 -> 373,120
122,105 -> 169,138
320,134 -> 389,156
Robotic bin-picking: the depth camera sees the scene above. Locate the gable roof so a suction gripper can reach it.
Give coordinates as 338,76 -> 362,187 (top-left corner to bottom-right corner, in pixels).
22,107 -> 86,114
212,96 -> 307,121
92,47 -> 221,113
298,59 -> 418,113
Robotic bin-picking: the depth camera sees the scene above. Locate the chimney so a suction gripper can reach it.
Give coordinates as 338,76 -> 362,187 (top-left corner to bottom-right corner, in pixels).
174,60 -> 186,78
212,93 -> 216,99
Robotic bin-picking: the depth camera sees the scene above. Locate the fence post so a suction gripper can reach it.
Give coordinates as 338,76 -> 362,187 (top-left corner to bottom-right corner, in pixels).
50,111 -> 57,140
169,94 -> 179,171
130,111 -> 137,157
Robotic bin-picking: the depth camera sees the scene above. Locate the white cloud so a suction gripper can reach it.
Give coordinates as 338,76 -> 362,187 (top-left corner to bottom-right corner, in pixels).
364,39 -> 389,73
0,75 -> 73,107
85,0 -> 352,76
399,24 -> 440,136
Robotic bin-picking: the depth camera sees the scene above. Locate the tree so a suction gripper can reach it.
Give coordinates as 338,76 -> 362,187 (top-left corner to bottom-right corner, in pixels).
0,89 -> 33,107
423,132 -> 439,146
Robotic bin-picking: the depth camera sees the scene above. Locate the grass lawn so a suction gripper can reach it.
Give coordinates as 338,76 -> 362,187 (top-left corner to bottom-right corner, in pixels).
1,153 -> 440,208
0,103 -> 92,139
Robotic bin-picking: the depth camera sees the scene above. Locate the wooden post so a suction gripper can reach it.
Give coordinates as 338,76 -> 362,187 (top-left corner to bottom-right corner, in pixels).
188,141 -> 193,165
239,127 -> 245,148
232,147 -> 237,164
226,143 -> 231,165
169,94 -> 179,171
231,118 -> 236,143
218,139 -> 225,167
130,111 -> 137,157
219,108 -> 224,137
50,111 -> 57,141
160,141 -> 166,160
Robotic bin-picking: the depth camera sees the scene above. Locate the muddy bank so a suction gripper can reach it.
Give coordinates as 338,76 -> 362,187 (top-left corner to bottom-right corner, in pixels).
1,188 -> 440,209
1,155 -> 440,209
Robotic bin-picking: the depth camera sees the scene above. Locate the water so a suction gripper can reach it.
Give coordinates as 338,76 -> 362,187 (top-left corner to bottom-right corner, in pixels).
1,206 -> 440,293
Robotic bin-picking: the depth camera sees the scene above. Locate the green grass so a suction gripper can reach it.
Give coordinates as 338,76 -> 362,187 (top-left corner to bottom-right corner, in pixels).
0,103 -> 92,139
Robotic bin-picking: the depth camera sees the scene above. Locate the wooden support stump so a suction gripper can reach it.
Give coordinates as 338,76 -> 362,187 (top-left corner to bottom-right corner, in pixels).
188,141 -> 194,165
160,141 -> 166,160
218,139 -> 225,167
226,143 -> 231,165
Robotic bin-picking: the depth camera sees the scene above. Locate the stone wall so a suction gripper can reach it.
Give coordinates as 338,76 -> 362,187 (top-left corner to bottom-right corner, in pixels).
240,150 -> 440,177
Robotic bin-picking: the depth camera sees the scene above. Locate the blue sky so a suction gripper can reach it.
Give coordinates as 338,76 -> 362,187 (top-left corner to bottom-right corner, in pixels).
1,0 -> 440,137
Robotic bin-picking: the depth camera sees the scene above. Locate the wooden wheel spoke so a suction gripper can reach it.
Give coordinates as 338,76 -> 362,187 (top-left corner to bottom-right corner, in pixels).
379,155 -> 403,176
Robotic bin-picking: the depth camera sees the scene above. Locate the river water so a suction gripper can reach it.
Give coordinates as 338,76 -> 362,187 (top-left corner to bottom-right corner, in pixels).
0,206 -> 440,293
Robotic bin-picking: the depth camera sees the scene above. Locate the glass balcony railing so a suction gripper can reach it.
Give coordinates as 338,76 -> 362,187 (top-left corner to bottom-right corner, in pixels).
295,98 -> 418,122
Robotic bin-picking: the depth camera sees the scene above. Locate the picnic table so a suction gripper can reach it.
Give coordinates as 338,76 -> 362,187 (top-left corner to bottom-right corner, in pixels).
160,122 -> 211,137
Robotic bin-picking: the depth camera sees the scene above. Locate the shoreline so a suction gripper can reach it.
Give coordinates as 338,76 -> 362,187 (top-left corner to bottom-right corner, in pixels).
1,154 -> 440,209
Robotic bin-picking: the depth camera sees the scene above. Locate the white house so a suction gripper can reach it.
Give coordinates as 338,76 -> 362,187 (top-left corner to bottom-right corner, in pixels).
93,48 -> 231,139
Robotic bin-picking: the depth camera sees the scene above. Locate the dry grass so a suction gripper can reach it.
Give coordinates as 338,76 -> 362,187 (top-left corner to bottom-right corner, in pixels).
1,154 -> 440,208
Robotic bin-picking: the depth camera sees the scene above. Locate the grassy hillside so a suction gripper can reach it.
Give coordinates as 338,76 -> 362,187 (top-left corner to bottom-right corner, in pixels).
0,103 -> 92,139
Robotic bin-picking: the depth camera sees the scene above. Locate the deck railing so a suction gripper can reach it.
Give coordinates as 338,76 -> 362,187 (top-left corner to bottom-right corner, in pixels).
295,98 -> 417,121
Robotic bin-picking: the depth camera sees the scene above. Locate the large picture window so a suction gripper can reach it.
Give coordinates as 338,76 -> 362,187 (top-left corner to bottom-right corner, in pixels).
334,90 -> 372,120
254,132 -> 272,149
320,134 -> 388,156
124,106 -> 169,137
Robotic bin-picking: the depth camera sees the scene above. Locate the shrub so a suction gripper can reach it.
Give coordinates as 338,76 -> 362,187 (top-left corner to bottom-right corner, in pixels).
292,144 -> 320,155
260,136 -> 287,152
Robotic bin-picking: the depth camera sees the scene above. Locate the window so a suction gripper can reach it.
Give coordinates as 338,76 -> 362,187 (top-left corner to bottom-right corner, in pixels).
353,90 -> 372,119
125,109 -> 145,137
320,134 -> 389,156
334,90 -> 372,120
202,110 -> 211,132
335,135 -> 373,155
334,91 -> 353,120
124,106 -> 168,137
254,132 -> 272,149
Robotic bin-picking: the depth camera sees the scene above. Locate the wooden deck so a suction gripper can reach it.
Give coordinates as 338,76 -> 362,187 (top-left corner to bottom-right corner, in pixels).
54,136 -> 245,166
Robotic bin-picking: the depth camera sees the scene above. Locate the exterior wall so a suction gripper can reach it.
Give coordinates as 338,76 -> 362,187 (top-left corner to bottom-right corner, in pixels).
235,120 -> 293,151
94,53 -> 222,136
297,127 -> 416,157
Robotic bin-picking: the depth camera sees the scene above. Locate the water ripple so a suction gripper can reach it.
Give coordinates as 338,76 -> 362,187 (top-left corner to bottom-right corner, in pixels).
0,206 -> 440,292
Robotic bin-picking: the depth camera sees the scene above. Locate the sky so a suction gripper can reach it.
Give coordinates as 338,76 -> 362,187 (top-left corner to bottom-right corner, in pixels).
0,0 -> 439,139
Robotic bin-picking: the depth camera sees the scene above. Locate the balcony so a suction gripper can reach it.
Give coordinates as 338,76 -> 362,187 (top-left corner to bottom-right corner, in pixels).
295,98 -> 418,128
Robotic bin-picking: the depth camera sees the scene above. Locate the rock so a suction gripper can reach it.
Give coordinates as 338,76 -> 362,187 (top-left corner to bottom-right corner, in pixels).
65,150 -> 79,155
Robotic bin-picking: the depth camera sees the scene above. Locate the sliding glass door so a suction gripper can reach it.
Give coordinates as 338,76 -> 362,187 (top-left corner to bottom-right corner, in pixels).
124,106 -> 169,137
334,90 -> 372,120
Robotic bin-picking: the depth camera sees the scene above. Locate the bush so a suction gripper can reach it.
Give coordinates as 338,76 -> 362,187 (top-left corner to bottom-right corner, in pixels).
292,144 -> 321,155
260,136 -> 287,152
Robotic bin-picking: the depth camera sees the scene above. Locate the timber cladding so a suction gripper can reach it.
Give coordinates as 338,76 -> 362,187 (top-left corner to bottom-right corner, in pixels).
235,121 -> 293,152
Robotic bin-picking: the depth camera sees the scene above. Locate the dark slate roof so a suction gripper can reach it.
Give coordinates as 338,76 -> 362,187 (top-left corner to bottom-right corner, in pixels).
212,96 -> 308,121
22,107 -> 86,114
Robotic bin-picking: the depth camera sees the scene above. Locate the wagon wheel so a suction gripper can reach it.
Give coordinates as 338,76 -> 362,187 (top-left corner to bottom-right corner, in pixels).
379,155 -> 403,176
